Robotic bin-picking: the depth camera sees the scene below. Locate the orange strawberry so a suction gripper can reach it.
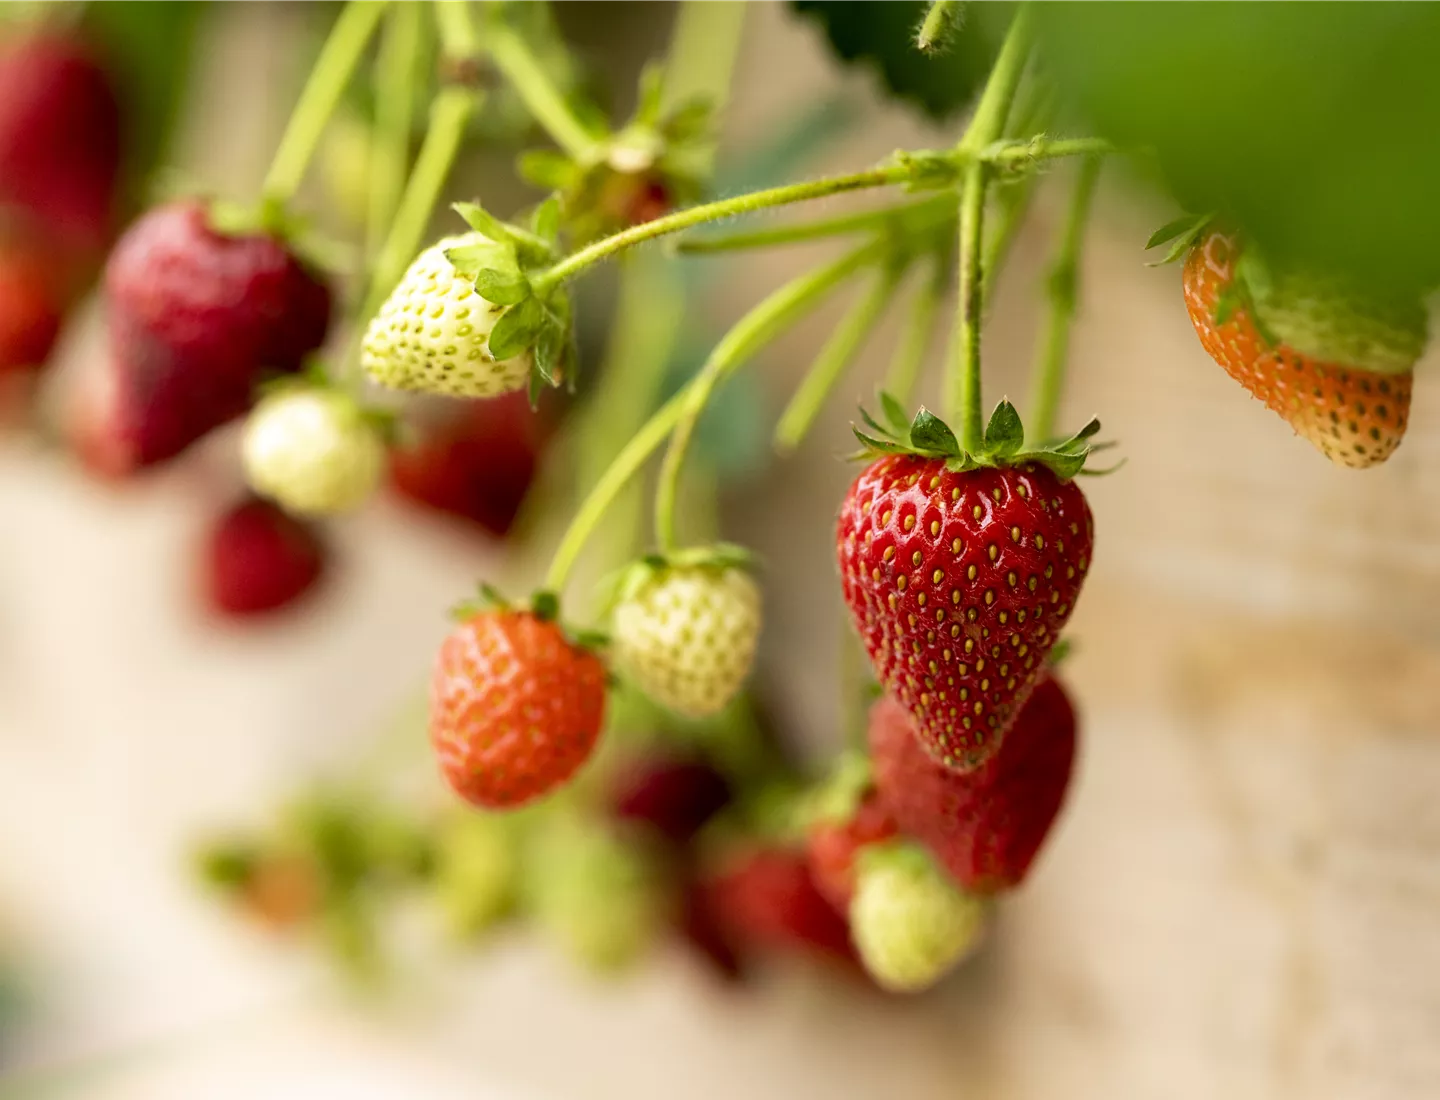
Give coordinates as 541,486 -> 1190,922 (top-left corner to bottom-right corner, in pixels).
1181,228 -> 1425,468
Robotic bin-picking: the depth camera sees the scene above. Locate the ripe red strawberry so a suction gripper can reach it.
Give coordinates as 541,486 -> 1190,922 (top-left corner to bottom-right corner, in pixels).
202,495 -> 327,618
0,240 -> 62,375
610,754 -> 732,846
677,870 -> 747,982
389,392 -> 544,538
431,609 -> 606,809
1180,227 -> 1425,468
103,201 -> 332,467
0,32 -> 120,254
869,675 -> 1077,894
837,402 -> 1095,771
806,792 -> 898,911
699,846 -> 856,965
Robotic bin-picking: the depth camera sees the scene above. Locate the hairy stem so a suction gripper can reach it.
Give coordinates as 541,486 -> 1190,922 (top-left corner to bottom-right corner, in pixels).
366,3 -> 424,262
487,25 -> 597,161
916,0 -> 960,52
678,195 -> 953,255
1027,155 -> 1101,442
773,258 -> 906,453
261,0 -> 389,218
533,163 -> 912,294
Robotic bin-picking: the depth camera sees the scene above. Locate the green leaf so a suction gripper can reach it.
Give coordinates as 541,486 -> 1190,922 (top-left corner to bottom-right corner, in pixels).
878,390 -> 910,436
982,400 -> 1025,456
852,426 -> 907,454
530,590 -> 560,621
858,405 -> 896,440
531,196 -> 561,242
663,96 -> 716,144
1145,213 -> 1208,250
1052,417 -> 1102,453
1029,449 -> 1088,479
488,297 -> 546,361
907,407 -> 960,454
452,201 -> 512,243
444,240 -> 515,280
532,318 -> 565,385
473,268 -> 532,307
518,149 -> 579,191
633,62 -> 666,128
571,629 -> 611,650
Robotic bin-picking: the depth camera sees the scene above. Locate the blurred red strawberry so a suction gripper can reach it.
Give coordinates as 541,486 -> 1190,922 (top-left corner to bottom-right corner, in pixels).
388,392 -> 544,537
677,870 -> 747,982
0,31 -> 120,255
611,754 -> 733,847
700,847 -> 856,966
202,495 -> 327,617
102,200 -> 332,468
806,793 -> 898,911
0,239 -> 61,375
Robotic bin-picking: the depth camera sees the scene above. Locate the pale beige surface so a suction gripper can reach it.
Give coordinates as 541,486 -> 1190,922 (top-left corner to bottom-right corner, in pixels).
4,3 -> 1440,1099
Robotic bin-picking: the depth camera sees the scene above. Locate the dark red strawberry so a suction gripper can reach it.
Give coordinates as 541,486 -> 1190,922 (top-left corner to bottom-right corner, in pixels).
202,495 -> 327,617
806,793 -> 898,911
869,676 -> 1077,894
837,401 -> 1096,771
0,239 -> 61,375
389,392 -> 544,538
0,32 -> 120,254
610,754 -> 732,846
102,201 -> 331,467
677,870 -> 747,982
700,846 -> 856,965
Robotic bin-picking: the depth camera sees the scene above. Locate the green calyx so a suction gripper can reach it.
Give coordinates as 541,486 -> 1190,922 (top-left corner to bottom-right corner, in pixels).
443,201 -> 575,403
852,394 -> 1106,480
449,583 -> 609,652
1144,210 -> 1214,267
605,542 -> 757,611
206,196 -> 351,276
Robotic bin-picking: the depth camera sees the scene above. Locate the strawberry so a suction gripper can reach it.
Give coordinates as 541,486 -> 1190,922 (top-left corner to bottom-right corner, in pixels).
868,676 -> 1077,894
610,547 -> 761,720
849,840 -> 986,993
0,32 -> 120,254
806,792 -> 898,911
431,608 -> 607,809
241,385 -> 386,516
1179,226 -> 1425,468
388,392 -> 544,538
700,846 -> 856,965
361,232 -> 533,398
102,201 -> 332,467
837,401 -> 1097,771
0,239 -> 62,375
202,495 -> 327,618
610,753 -> 733,846
677,870 -> 747,981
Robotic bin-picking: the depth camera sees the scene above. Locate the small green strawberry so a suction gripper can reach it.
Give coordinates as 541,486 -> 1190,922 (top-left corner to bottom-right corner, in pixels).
432,811 -> 520,941
610,546 -> 761,720
242,385 -> 385,515
849,839 -> 986,992
361,232 -> 532,398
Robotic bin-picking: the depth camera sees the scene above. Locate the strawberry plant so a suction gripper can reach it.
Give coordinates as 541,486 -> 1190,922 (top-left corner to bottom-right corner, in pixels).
8,0 -> 1434,1002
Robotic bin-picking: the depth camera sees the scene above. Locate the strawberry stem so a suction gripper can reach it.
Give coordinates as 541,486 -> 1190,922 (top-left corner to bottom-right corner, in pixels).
365,3 -> 425,264
677,195 -> 955,255
660,0 -> 747,168
917,0 -> 961,53
260,0 -> 390,221
486,23 -> 599,163
1028,154 -> 1101,443
652,239 -> 886,555
773,256 -> 907,454
945,2 -> 1033,449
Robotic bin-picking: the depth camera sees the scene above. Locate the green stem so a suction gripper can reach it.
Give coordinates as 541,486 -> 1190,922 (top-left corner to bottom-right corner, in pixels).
946,1 -> 1034,447
533,163 -> 912,294
366,3 -> 424,262
773,258 -> 906,453
432,0 -> 479,56
678,195 -> 953,255
547,243 -> 878,580
661,0 -> 747,123
986,135 -> 1113,167
261,0 -> 389,217
1027,156 -> 1101,442
916,0 -> 960,52
884,251 -> 948,407
357,85 -> 478,325
487,25 -> 597,161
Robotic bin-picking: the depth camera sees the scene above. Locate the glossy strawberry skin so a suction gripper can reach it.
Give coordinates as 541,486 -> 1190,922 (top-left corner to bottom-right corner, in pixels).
610,755 -> 732,846
202,496 -> 327,618
103,202 -> 332,466
837,455 -> 1092,771
1183,231 -> 1411,468
388,393 -> 543,538
869,677 -> 1077,894
0,33 -> 120,254
700,847 -> 856,965
806,794 -> 899,910
431,611 -> 606,810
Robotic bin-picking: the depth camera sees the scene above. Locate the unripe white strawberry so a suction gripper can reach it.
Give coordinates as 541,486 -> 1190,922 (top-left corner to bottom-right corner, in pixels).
360,233 -> 531,397
849,840 -> 986,992
611,556 -> 761,720
241,386 -> 385,515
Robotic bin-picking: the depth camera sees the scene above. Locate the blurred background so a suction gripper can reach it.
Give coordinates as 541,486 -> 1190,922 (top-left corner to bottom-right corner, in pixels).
3,2 -> 1440,1098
